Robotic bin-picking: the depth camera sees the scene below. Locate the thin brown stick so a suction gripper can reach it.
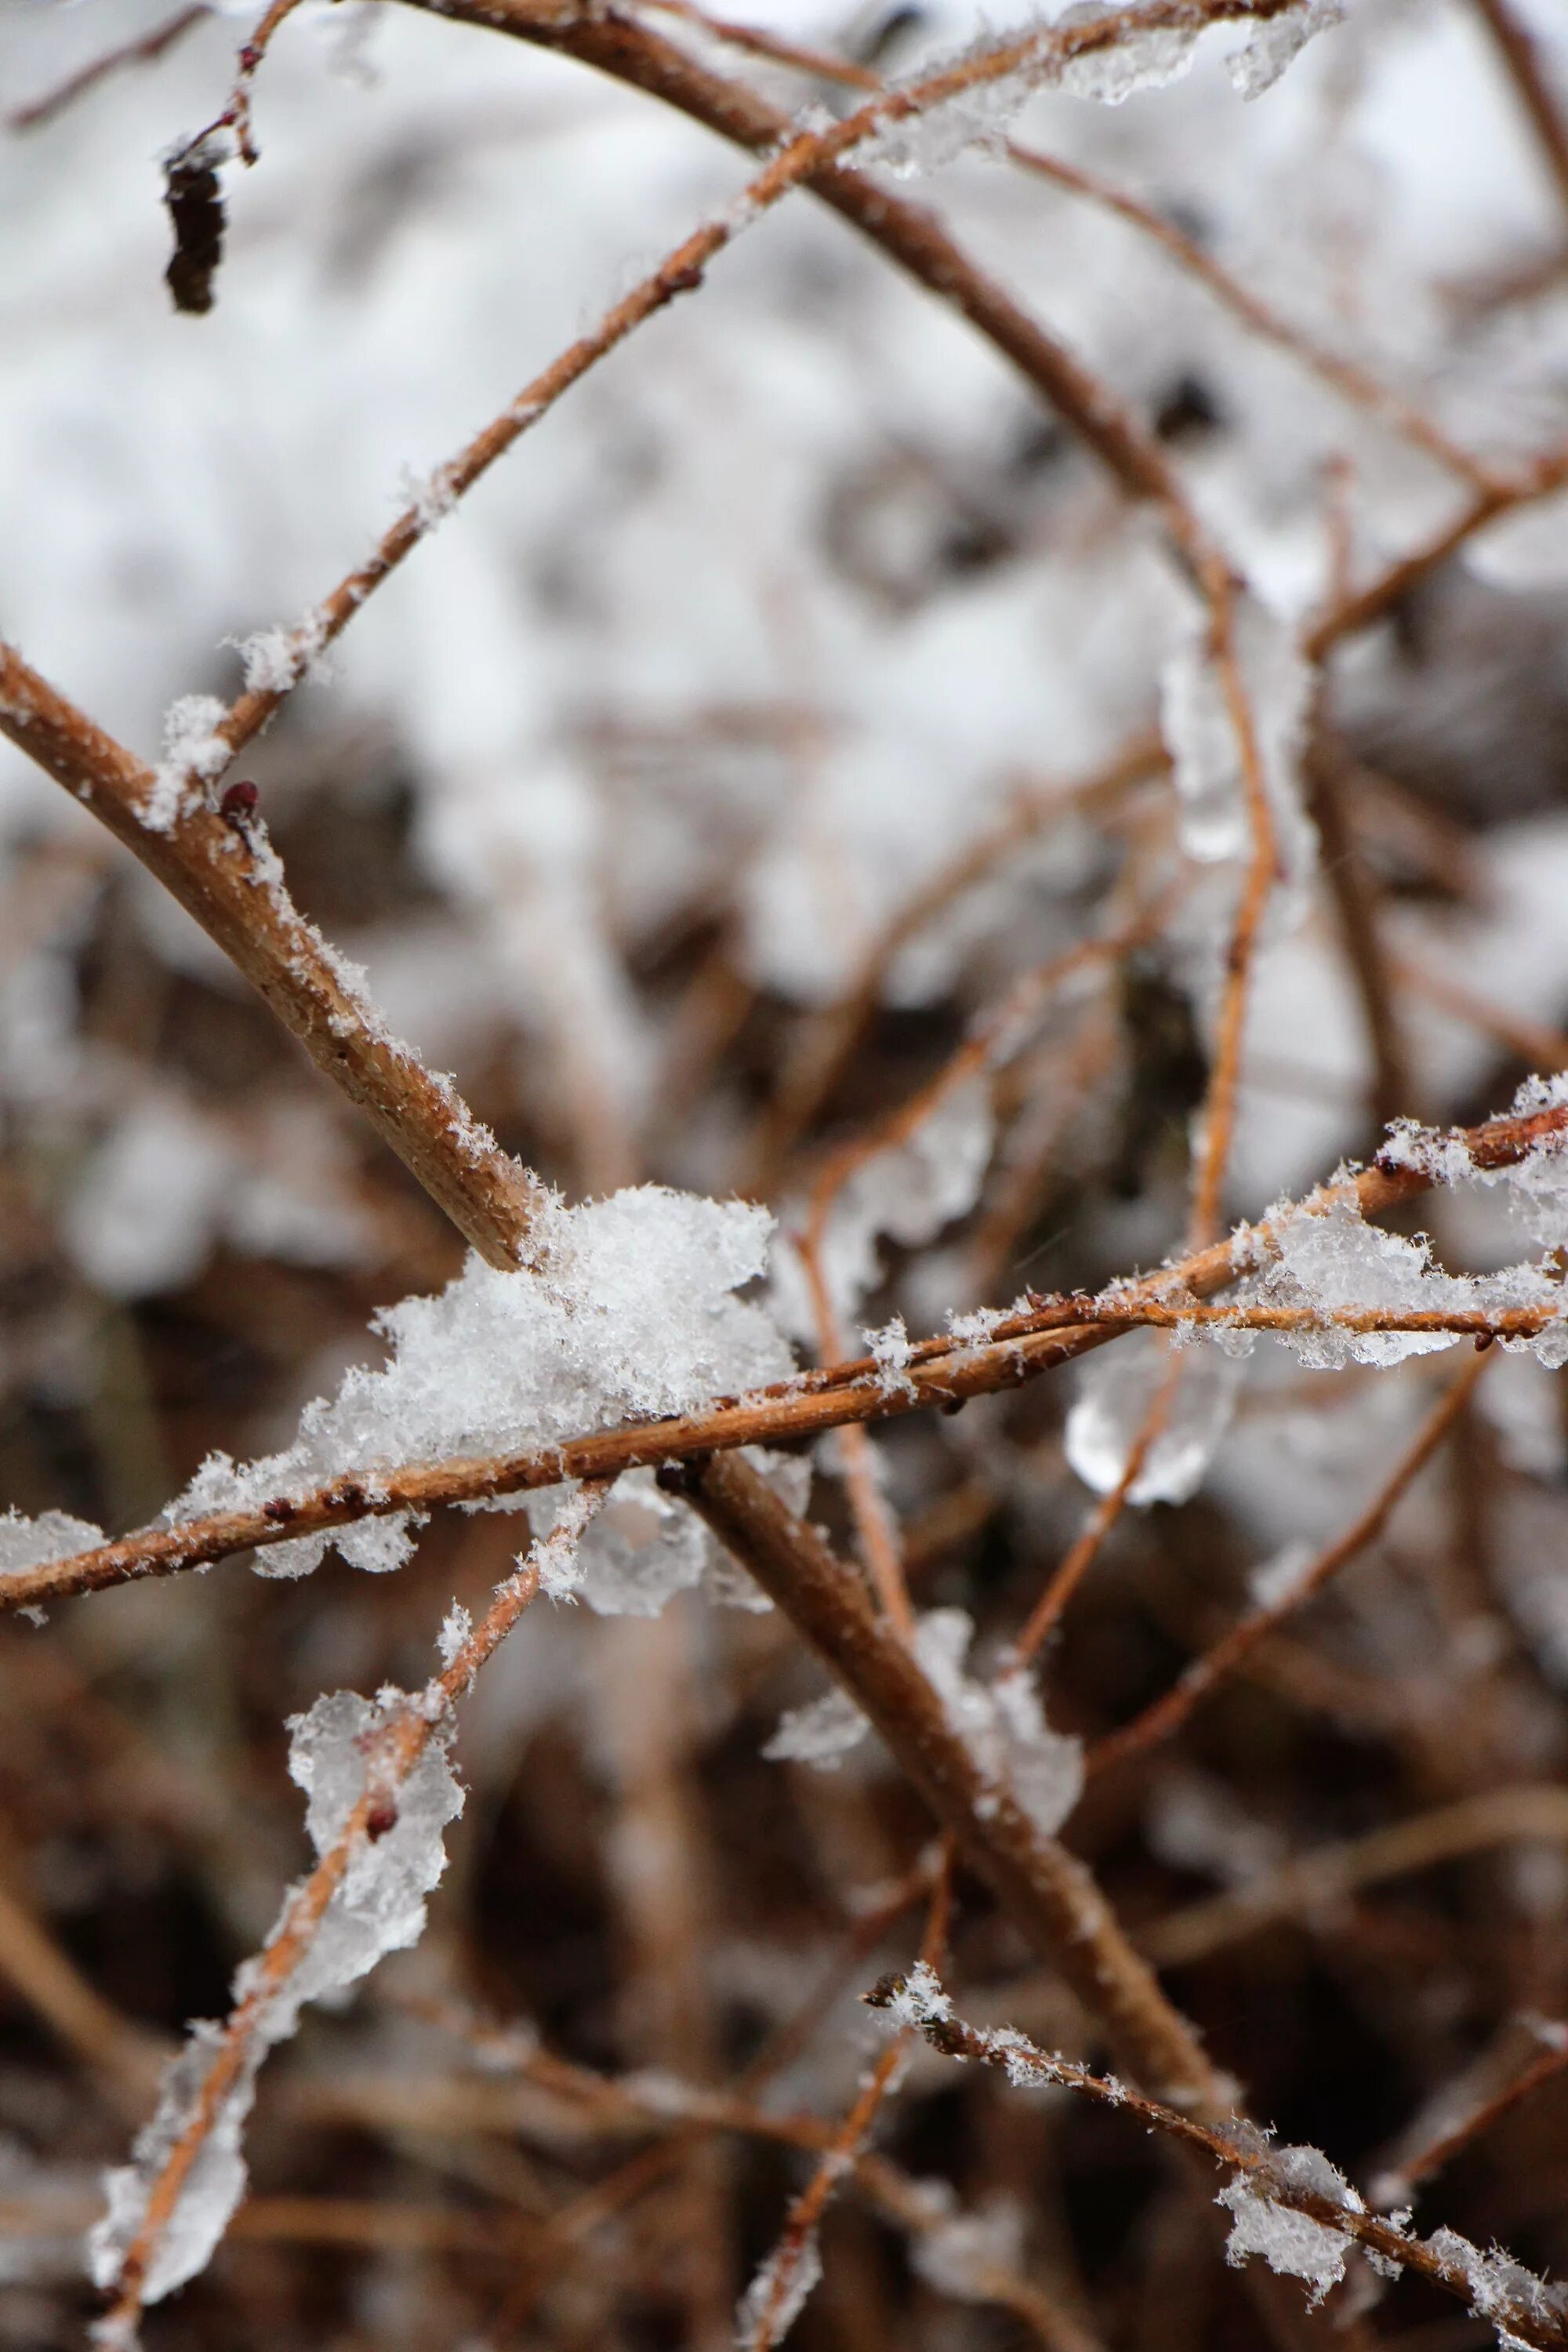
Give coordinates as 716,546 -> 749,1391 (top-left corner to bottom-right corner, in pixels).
5,3 -> 212,133
9,1095 -> 1565,1616
1007,1353 -> 1181,1666
96,1489 -> 608,2337
875,1981 -> 1568,2350
742,1854 -> 952,2349
1087,1355 -> 1488,1779
0,645 -> 546,1267
1468,0 -> 1568,225
1391,2030 -> 1568,2199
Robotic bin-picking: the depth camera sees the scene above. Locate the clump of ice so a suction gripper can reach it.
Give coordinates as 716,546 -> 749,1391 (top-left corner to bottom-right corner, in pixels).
224,608 -> 334,697
912,2196 -> 1025,2300
1218,2143 -> 1361,2304
1160,588 -> 1317,897
771,1076 -> 994,1341
170,1186 -> 795,1602
89,1686 -> 463,2307
735,2230 -> 822,2348
880,1958 -> 953,2029
1227,0 -> 1345,99
1238,1196 -> 1568,1370
854,7 -> 1203,178
764,1685 -> 870,1769
1381,1076 -> 1568,1254
916,1610 -> 1083,1836
141,695 -> 232,833
1065,1327 -> 1245,1504
0,1508 -> 103,1580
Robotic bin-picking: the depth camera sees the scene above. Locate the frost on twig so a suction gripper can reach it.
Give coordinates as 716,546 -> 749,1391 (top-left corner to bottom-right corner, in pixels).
141,694 -> 234,833
1218,2143 -> 1363,2305
735,2230 -> 823,2350
915,1610 -> 1083,1836
1160,586 -> 1317,896
169,1185 -> 795,1606
852,0 -> 1346,179
88,1688 -> 463,2309
1225,1079 -> 1568,1370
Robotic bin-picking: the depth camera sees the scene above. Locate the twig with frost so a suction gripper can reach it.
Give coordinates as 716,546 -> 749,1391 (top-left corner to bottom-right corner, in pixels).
90,1487 -> 607,2343
7,1092 -> 1567,1616
0,644 -> 545,1266
739,1856 -> 950,2350
1087,1352 -> 1486,1776
869,1974 -> 1568,2348
644,0 -> 1500,493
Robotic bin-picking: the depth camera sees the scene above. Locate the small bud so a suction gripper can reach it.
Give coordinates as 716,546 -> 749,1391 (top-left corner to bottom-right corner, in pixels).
365,1801 -> 397,1842
220,779 -> 259,829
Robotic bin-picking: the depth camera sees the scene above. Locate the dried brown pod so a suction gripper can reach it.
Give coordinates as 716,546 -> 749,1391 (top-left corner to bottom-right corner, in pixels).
162,136 -> 226,314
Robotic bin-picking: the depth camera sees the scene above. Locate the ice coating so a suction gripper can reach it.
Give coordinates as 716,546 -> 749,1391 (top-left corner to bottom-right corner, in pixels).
915,1610 -> 1083,1837
1160,588 -> 1317,893
170,1185 -> 795,1603
764,1686 -> 871,1769
89,1687 -> 463,2309
1065,1327 -> 1245,1504
1218,2156 -> 1357,2303
735,2230 -> 822,2347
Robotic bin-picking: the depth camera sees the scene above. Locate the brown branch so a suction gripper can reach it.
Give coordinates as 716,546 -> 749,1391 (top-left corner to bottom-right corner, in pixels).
681,1448 -> 1225,2111
0,645 -> 546,1268
6,3 -> 212,133
1469,0 -> 1568,226
876,1984 -> 1568,2350
96,1489 -> 608,2337
9,1094 -> 1566,1616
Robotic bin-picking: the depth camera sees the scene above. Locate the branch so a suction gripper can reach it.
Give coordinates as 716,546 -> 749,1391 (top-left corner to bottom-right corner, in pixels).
0,644 -> 545,1267
873,1978 -> 1568,2350
9,1094 -> 1566,1615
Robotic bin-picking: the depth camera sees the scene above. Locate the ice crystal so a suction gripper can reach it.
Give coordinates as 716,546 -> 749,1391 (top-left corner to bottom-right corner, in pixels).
915,1611 -> 1083,1837
170,1187 -> 793,1605
142,695 -> 232,833
1240,1196 -> 1567,1369
1160,589 -> 1317,893
764,1685 -> 870,1769
0,1507 -> 102,1580
1218,2144 -> 1363,2304
1065,1327 -> 1244,1504
89,1687 -> 463,2307
882,1959 -> 953,2028
1227,0 -> 1345,100
1381,1077 -> 1568,1253
735,2230 -> 822,2348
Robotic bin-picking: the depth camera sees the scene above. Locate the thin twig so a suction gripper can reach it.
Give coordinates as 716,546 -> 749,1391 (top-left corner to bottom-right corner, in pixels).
1087,1354 -> 1488,1779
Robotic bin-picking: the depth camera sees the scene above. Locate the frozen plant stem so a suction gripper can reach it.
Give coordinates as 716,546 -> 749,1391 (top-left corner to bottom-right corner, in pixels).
95,1490 -> 608,2340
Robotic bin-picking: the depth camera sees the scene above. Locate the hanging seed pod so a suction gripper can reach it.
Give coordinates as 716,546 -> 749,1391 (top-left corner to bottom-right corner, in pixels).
162,136 -> 227,315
